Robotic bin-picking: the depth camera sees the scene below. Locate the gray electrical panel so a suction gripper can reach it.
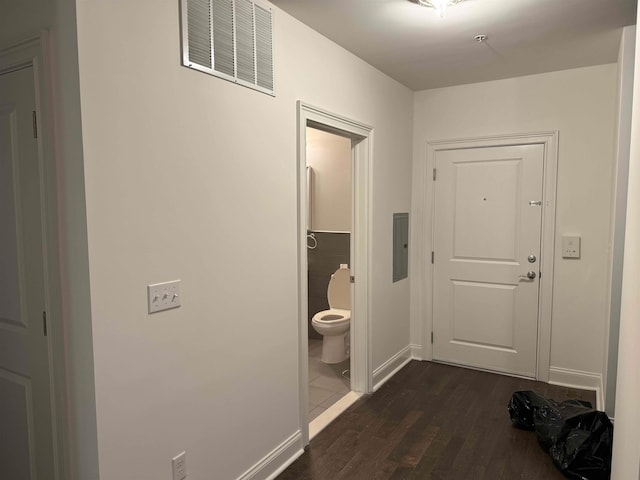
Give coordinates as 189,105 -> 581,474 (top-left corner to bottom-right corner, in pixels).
393,213 -> 409,282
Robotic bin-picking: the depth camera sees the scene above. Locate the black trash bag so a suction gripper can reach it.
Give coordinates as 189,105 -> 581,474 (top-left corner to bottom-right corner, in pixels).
508,391 -> 613,480
534,398 -> 595,449
508,390 -> 555,430
549,410 -> 614,480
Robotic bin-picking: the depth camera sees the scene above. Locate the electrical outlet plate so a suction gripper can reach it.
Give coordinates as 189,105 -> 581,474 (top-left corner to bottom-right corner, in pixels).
172,451 -> 187,480
148,280 -> 181,314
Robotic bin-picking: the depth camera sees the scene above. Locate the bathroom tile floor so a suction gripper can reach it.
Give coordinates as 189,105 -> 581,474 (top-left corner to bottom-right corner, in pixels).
308,339 -> 351,422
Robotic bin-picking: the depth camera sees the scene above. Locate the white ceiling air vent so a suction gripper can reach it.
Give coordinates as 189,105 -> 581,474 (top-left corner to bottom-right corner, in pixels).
181,0 -> 274,96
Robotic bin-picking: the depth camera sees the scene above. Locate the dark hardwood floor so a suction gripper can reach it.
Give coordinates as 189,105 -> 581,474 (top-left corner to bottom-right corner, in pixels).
277,360 -> 596,480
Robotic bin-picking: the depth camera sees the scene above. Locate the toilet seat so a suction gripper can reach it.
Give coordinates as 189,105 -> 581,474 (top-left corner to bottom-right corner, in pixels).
312,266 -> 351,326
312,308 -> 351,325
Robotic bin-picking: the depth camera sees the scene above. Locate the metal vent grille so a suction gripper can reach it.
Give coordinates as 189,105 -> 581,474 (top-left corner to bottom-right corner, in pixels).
212,0 -> 234,76
181,0 -> 274,96
255,4 -> 273,91
235,0 -> 255,83
187,0 -> 212,68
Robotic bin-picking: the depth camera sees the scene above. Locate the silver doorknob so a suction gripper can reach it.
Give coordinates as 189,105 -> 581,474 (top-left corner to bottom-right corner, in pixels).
519,271 -> 537,280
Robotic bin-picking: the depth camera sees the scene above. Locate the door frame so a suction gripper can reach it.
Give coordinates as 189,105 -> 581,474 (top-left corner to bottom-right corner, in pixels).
419,132 -> 558,382
0,33 -> 68,479
297,102 -> 373,444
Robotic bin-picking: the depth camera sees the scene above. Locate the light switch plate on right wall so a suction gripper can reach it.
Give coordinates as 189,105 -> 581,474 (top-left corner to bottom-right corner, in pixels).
561,235 -> 581,258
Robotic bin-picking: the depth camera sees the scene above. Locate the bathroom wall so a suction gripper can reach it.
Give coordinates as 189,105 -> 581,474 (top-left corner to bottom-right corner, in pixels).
308,232 -> 350,339
306,127 -> 352,232
306,127 -> 353,339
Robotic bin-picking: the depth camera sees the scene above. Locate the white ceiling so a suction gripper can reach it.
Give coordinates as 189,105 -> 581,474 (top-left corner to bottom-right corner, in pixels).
270,0 -> 637,91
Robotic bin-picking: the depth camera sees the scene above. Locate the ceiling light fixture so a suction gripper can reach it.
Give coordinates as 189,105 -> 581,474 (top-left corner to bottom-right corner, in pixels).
415,0 -> 464,18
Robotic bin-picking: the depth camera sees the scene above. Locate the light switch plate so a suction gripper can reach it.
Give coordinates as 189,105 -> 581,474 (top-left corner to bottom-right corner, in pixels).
147,280 -> 181,313
172,451 -> 187,480
562,235 -> 581,259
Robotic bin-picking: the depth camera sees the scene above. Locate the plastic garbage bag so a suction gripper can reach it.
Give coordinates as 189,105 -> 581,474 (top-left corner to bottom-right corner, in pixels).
534,397 -> 595,450
508,390 -> 551,430
549,409 -> 614,480
508,390 -> 613,480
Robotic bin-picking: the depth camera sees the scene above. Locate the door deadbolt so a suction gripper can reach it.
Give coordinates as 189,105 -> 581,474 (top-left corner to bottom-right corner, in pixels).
528,254 -> 537,263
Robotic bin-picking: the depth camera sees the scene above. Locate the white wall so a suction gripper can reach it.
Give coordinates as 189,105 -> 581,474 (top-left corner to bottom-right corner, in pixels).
611,5 -> 640,478
605,25 -> 635,416
2,0 -> 99,479
0,0 -> 53,45
306,128 -> 352,232
73,1 -> 413,478
411,65 -> 618,386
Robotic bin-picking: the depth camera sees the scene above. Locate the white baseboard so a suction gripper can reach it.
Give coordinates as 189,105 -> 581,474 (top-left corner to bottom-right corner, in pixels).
236,431 -> 304,480
372,345 -> 413,391
548,367 -> 604,410
410,344 -> 423,361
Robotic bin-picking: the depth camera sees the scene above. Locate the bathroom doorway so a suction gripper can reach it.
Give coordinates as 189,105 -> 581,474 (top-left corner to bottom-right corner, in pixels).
297,102 -> 372,444
306,127 -> 352,423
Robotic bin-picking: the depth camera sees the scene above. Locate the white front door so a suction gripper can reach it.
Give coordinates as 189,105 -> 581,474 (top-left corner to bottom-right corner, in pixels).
0,66 -> 55,479
432,144 -> 544,377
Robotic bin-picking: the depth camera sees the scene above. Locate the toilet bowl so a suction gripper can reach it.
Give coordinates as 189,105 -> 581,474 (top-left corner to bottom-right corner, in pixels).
312,265 -> 351,364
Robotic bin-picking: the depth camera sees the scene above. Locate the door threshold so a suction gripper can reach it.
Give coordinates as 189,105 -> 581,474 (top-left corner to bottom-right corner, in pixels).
309,391 -> 362,440
431,359 -> 536,381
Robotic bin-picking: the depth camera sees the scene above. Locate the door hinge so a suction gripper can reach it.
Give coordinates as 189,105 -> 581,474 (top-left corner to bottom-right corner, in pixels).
431,251 -> 434,264
433,168 -> 437,181
539,271 -> 542,279
431,332 -> 434,344
32,111 -> 38,139
350,275 -> 355,284
42,311 -> 47,336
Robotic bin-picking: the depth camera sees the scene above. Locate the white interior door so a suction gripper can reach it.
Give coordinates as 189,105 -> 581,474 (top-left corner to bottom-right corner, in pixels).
432,144 -> 544,377
0,66 -> 55,479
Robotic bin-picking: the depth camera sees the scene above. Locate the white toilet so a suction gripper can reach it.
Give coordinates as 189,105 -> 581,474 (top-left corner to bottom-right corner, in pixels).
311,265 -> 351,364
